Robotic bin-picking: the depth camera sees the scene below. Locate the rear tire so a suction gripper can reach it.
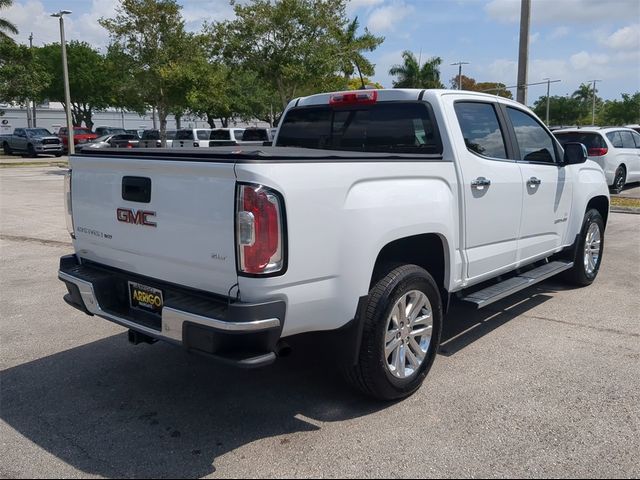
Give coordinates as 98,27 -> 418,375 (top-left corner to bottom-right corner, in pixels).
345,264 -> 442,401
610,166 -> 626,194
563,209 -> 605,286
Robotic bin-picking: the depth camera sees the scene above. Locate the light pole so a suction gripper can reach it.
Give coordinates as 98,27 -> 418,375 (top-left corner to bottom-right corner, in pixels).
451,61 -> 470,90
51,10 -> 74,154
542,78 -> 561,125
587,79 -> 601,126
28,32 -> 36,128
516,0 -> 531,104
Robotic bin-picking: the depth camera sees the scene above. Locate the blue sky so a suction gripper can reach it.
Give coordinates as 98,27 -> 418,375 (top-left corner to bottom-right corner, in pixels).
6,0 -> 640,104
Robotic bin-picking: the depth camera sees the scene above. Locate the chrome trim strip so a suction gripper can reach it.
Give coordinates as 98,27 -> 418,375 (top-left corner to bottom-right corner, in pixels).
58,271 -> 281,343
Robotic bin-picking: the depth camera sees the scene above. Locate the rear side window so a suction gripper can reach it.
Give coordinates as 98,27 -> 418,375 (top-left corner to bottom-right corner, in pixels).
196,130 -> 210,140
619,131 -> 636,149
142,130 -> 159,140
211,130 -> 231,141
454,102 -> 507,159
606,131 -> 623,148
632,131 -> 640,148
277,102 -> 442,154
506,107 -> 556,163
554,132 -> 606,149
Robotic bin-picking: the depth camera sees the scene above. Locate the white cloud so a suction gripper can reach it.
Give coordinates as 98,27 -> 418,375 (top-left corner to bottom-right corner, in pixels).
530,32 -> 540,44
569,51 -> 609,70
485,0 -> 640,24
347,0 -> 385,15
602,24 -> 640,50
367,2 -> 414,33
549,26 -> 570,40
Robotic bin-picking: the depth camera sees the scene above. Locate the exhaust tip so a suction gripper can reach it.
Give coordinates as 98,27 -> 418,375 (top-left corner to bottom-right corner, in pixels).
275,341 -> 292,358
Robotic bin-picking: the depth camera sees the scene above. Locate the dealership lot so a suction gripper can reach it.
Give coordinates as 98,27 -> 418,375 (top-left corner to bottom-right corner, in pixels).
1,166 -> 639,478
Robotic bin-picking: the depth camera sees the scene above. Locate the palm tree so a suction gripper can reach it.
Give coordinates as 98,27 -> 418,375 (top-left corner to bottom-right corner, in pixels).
572,83 -> 593,104
336,17 -> 383,86
389,51 -> 444,89
0,0 -> 18,42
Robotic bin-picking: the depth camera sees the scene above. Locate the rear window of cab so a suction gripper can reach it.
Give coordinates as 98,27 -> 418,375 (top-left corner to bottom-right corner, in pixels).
276,102 -> 442,155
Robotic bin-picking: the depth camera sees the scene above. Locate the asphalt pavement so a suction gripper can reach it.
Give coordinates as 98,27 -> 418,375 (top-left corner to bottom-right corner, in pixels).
1,166 -> 639,478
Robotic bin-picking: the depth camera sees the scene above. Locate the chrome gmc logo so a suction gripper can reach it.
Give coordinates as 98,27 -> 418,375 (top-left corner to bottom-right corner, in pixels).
116,208 -> 157,227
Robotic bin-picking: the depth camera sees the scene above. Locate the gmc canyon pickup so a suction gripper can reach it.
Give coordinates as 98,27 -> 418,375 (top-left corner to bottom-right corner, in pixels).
58,89 -> 609,400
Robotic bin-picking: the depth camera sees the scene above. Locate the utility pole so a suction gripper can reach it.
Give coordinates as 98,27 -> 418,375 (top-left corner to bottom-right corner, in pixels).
516,0 -> 531,105
29,33 -> 37,128
587,79 -> 601,125
542,78 -> 561,125
51,11 -> 74,154
451,61 -> 470,90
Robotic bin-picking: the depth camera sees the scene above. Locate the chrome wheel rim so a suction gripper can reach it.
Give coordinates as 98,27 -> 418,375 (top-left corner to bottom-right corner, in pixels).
584,222 -> 601,276
384,290 -> 433,379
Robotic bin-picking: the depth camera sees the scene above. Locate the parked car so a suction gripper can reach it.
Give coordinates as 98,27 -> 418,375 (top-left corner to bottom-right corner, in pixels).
209,128 -> 246,146
241,127 -> 271,143
94,126 -> 126,137
124,129 -> 142,139
625,124 -> 640,134
554,127 -> 640,193
2,127 -> 63,157
57,126 -> 98,151
138,129 -> 177,148
77,133 -> 140,152
59,88 -> 609,400
172,128 -> 212,148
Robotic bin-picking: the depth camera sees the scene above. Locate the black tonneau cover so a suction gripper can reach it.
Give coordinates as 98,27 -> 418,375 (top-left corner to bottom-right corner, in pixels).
75,146 -> 445,163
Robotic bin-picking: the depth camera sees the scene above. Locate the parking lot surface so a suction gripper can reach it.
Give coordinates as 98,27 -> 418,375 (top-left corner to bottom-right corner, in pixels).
1,166 -> 639,478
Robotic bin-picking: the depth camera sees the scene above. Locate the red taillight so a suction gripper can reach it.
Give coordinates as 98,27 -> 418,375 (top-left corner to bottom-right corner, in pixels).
329,90 -> 378,106
587,147 -> 608,156
127,142 -> 134,148
236,184 -> 284,275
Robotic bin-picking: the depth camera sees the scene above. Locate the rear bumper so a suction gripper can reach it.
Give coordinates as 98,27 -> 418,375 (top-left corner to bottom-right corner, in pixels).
58,254 -> 285,368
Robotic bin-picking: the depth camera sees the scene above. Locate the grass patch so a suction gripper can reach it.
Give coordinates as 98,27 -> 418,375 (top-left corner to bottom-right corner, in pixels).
611,197 -> 640,209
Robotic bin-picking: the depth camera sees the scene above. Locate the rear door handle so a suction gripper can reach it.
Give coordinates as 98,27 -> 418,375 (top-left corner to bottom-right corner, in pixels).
527,177 -> 542,186
471,177 -> 491,188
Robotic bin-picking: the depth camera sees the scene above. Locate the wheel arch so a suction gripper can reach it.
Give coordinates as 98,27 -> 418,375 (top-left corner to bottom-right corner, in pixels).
586,195 -> 609,230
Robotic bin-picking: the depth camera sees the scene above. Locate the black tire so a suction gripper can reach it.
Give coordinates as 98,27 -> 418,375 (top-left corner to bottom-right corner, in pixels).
2,142 -> 11,155
345,264 -> 442,401
27,144 -> 37,158
54,152 -> 63,157
611,165 -> 626,194
563,208 -> 605,286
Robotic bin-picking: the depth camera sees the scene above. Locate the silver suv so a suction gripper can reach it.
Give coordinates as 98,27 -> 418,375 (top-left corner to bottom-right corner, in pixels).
554,127 -> 640,193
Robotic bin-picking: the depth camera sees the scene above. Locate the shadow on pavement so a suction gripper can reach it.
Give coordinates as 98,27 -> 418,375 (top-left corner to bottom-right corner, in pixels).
1,280 -> 563,477
1,334 -> 383,478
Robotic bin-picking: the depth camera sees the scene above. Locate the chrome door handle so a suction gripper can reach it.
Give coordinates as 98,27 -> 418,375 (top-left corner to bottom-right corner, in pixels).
527,177 -> 542,186
471,177 -> 491,188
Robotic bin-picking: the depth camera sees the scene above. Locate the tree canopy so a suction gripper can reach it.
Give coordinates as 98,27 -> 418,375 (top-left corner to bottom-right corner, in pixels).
389,51 -> 444,89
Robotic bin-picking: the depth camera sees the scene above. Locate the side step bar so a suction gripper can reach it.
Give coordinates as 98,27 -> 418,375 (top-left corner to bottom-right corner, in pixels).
460,260 -> 573,309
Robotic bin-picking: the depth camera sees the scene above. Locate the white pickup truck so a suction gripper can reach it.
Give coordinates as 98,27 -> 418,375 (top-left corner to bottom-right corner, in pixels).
59,89 -> 609,400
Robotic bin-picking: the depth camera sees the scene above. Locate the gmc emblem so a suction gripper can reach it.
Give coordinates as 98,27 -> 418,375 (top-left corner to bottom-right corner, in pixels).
116,208 -> 157,227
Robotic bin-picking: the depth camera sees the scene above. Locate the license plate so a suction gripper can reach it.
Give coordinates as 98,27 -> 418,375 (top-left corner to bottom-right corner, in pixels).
128,281 -> 163,315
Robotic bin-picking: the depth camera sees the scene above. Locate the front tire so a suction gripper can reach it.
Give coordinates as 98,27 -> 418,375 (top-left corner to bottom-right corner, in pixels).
27,144 -> 37,158
611,166 -> 626,194
563,209 -> 605,286
345,264 -> 442,401
3,142 -> 11,155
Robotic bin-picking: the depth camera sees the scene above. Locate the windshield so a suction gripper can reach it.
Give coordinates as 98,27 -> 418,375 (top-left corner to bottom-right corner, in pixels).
27,129 -> 52,137
74,128 -> 92,136
242,129 -> 269,141
276,102 -> 442,154
554,132 -> 606,149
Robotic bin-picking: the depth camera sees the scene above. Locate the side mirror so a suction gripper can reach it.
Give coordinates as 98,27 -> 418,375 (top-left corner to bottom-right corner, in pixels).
563,142 -> 588,165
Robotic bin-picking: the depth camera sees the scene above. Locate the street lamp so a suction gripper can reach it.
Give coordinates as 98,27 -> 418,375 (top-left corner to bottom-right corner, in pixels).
51,10 -> 74,154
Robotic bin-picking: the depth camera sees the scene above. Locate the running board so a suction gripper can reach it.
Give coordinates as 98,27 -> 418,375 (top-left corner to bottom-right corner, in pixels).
460,261 -> 573,309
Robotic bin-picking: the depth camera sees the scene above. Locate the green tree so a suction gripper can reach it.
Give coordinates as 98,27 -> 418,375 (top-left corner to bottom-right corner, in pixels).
104,44 -> 147,116
389,51 -> 444,89
335,16 -> 383,82
449,74 -> 513,99
100,0 -> 193,144
0,0 -> 18,42
347,77 -> 383,90
600,92 -> 640,125
450,74 -> 476,90
0,40 -> 50,108
37,41 -> 110,129
572,82 -> 603,123
532,95 -> 582,126
213,0 -> 369,109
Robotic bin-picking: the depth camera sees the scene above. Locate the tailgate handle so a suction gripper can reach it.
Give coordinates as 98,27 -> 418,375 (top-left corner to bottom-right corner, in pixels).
122,176 -> 151,203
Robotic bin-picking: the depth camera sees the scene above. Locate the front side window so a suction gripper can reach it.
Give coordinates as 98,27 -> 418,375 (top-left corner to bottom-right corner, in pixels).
454,102 -> 507,159
175,130 -> 192,140
506,107 -> 556,163
196,130 -> 210,140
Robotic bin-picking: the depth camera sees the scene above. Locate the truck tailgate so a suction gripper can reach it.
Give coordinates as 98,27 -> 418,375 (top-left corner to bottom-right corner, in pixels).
70,155 -> 238,296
